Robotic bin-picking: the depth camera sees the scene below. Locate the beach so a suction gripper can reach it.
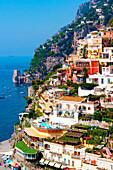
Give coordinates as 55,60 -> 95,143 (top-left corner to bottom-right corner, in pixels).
0,140 -> 13,169
0,139 -> 13,154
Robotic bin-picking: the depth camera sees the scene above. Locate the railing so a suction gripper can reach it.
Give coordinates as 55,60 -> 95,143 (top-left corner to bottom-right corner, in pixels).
71,155 -> 80,159
50,151 -> 62,156
83,160 -> 97,166
37,141 -> 43,146
45,148 -> 50,150
31,122 -> 67,131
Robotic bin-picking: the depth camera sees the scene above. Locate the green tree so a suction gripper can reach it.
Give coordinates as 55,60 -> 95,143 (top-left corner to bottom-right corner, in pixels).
53,64 -> 62,72
94,111 -> 102,121
83,46 -> 86,58
83,65 -> 88,80
109,17 -> 113,27
23,95 -> 32,105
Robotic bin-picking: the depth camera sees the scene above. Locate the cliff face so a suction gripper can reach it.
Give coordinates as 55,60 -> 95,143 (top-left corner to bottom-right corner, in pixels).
29,0 -> 113,79
74,0 -> 96,21
75,2 -> 89,22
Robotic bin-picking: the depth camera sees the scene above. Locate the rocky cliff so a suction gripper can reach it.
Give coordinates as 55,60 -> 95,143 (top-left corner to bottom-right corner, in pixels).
29,0 -> 113,79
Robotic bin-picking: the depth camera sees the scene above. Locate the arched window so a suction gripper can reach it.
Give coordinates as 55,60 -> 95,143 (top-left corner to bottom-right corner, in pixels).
75,105 -> 78,110
67,104 -> 70,109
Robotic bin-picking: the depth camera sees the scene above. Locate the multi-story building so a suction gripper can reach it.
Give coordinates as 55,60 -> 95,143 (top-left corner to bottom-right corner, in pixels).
43,130 -> 86,169
83,152 -> 113,170
50,96 -> 99,126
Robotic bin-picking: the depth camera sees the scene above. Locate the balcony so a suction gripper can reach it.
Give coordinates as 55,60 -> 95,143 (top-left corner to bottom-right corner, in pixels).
71,155 -> 80,159
50,151 -> 62,156
83,160 -> 97,166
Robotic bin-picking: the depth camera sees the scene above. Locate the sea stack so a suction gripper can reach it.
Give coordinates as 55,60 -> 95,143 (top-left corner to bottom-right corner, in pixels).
12,70 -> 20,83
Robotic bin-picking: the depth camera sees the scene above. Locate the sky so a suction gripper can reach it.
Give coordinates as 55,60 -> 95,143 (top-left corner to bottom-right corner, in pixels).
0,0 -> 89,56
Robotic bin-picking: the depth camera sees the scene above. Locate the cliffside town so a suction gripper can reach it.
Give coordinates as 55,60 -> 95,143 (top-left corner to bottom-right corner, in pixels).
8,0 -> 113,169
11,25 -> 113,170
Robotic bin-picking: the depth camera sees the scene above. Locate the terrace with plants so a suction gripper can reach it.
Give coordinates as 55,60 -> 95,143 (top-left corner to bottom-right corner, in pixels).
16,141 -> 37,154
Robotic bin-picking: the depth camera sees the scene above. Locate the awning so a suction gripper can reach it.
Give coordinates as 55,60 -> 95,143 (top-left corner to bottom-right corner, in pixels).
24,127 -> 47,138
39,158 -> 45,165
44,160 -> 49,165
54,163 -> 61,168
49,161 -> 55,166
61,165 -> 67,169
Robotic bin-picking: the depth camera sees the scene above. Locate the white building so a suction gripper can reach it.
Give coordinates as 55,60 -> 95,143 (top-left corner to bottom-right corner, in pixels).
99,15 -> 105,19
28,86 -> 35,98
102,47 -> 113,60
78,86 -> 94,97
87,74 -> 113,87
96,9 -> 102,13
50,96 -> 99,126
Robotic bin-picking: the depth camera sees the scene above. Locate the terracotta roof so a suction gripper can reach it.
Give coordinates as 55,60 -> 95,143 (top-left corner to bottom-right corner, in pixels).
59,96 -> 85,102
42,93 -> 48,99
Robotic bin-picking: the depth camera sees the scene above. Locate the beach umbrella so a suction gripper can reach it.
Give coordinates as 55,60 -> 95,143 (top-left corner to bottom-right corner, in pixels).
12,163 -> 20,168
6,159 -> 13,163
10,161 -> 15,166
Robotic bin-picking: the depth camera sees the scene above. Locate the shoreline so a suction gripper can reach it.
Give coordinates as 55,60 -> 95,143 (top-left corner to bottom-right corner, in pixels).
0,139 -> 10,144
0,138 -> 13,155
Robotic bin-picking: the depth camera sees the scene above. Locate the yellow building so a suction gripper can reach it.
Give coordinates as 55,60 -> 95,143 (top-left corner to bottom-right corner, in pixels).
23,121 -> 67,151
87,32 -> 102,59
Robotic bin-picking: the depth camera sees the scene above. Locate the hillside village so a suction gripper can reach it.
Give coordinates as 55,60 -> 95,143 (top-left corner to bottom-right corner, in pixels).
8,0 -> 113,169
8,25 -> 113,170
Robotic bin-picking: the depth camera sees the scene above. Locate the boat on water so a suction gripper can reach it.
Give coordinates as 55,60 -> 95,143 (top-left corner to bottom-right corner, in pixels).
7,88 -> 11,90
20,92 -> 24,94
7,91 -> 11,93
8,95 -> 12,97
0,97 -> 4,99
1,93 -> 4,95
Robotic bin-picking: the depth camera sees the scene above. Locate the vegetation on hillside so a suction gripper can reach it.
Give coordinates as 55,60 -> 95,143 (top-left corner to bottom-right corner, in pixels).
29,0 -> 113,79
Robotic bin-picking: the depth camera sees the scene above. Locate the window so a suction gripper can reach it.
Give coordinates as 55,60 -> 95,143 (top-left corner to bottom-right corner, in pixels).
110,164 -> 113,170
101,78 -> 104,84
60,104 -> 62,109
68,159 -> 70,165
58,156 -> 60,162
89,158 -> 91,164
78,152 -> 80,156
103,68 -> 105,71
104,33 -> 106,35
68,105 -> 70,109
75,105 -> 78,110
58,148 -> 60,153
51,154 -> 53,160
100,162 -> 103,168
72,161 -> 74,166
64,158 -> 66,164
107,68 -> 109,72
88,107 -> 91,110
82,106 -> 86,111
107,78 -> 110,83
46,154 -> 48,158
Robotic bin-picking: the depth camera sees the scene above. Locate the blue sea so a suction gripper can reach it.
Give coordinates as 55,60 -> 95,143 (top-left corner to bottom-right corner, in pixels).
0,56 -> 33,142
